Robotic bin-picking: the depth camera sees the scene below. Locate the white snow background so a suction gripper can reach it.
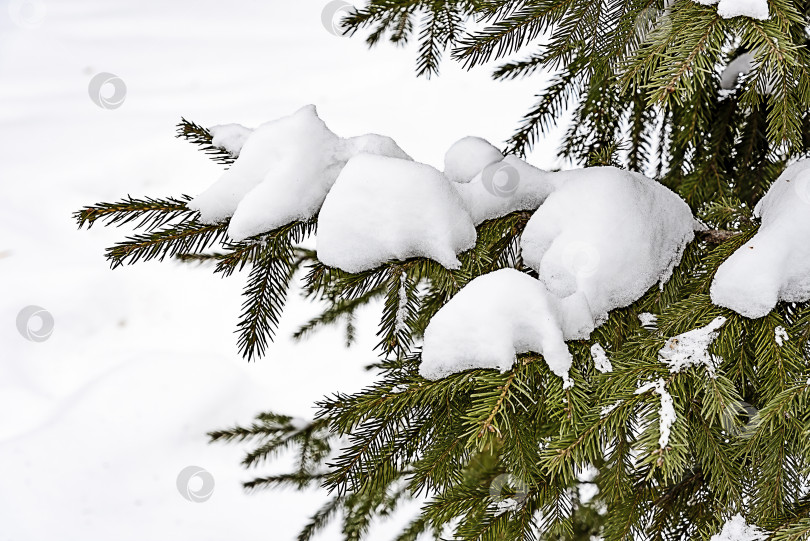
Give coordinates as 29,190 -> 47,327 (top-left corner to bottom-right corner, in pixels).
0,1 -> 561,539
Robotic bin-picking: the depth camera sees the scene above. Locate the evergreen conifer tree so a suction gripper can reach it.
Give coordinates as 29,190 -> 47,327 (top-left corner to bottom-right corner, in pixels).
75,1 -> 810,539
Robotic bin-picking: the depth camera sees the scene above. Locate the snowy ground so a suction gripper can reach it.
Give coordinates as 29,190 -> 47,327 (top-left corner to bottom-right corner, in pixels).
0,1 -> 558,539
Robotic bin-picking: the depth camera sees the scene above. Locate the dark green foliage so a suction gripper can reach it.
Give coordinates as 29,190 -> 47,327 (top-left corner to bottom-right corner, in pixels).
73,137 -> 321,360
176,117 -> 237,165
76,1 -> 810,539
74,194 -> 197,231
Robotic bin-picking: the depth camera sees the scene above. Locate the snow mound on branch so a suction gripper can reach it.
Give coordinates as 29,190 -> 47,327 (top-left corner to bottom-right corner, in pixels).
343,133 -> 412,160
443,136 -> 503,183
317,154 -> 477,273
720,52 -> 755,90
208,123 -> 253,157
189,105 -> 410,241
419,269 -> 573,384
710,515 -> 767,541
775,326 -> 789,346
635,378 -> 676,449
423,167 -> 695,382
452,155 -> 555,224
711,160 -> 810,318
658,317 -> 726,377
639,312 -> 659,330
716,0 -> 768,19
521,167 -> 695,337
590,344 -> 612,373
693,0 -> 768,19
189,105 -> 341,231
600,402 -> 621,418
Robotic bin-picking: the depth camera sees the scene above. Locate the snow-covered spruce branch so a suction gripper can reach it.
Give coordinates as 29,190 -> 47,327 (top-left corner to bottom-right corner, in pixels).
176,117 -> 240,165
76,103 -> 810,384
78,102 -> 810,540
73,194 -> 197,231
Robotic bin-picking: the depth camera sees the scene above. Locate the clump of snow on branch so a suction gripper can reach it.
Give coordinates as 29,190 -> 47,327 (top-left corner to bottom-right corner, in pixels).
521,167 -> 696,338
590,344 -> 613,373
208,123 -> 252,157
775,326 -> 789,347
342,132 -> 411,159
658,317 -> 726,377
190,105 -> 409,241
395,272 -> 408,333
191,106 -> 702,384
720,52 -> 755,90
451,154 -> 555,224
317,154 -> 476,273
493,498 -> 521,516
639,312 -> 659,330
635,378 -> 676,449
443,136 -> 503,183
692,0 -> 769,20
190,105 -> 340,236
421,161 -> 694,382
709,514 -> 768,541
419,269 -> 573,385
600,402 -> 621,418
711,160 -> 810,318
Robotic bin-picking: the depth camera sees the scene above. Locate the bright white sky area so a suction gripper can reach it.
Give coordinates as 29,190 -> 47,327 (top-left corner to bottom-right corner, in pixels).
0,1 -> 559,539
